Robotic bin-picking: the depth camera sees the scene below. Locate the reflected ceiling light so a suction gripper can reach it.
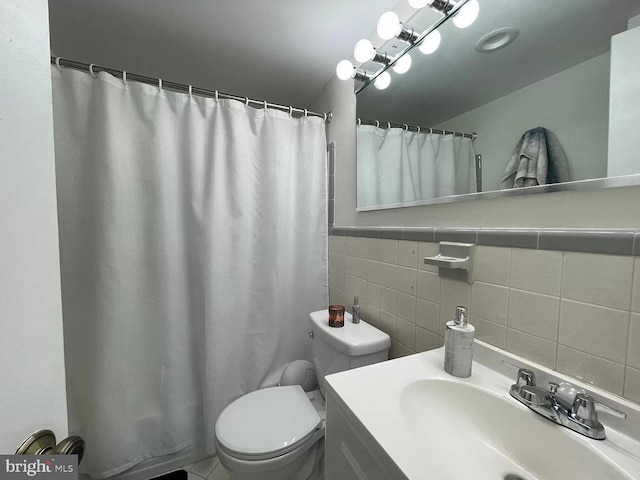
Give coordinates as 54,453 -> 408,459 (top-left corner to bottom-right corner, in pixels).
374,71 -> 391,90
353,39 -> 392,66
418,30 -> 441,54
475,27 -> 519,52
392,54 -> 412,74
453,0 -> 480,28
335,60 -> 373,82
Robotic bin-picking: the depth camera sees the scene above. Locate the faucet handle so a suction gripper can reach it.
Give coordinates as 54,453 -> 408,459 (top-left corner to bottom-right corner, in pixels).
594,399 -> 627,420
571,393 -> 600,427
516,368 -> 536,387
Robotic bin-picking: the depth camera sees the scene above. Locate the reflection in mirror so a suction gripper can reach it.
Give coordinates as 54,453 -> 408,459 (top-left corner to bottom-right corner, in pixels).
356,0 -> 640,211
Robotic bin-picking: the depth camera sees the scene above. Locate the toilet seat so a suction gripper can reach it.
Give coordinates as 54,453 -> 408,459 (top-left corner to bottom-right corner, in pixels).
215,385 -> 322,461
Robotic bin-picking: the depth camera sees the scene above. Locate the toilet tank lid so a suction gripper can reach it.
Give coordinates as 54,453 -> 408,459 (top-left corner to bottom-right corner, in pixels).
309,310 -> 391,356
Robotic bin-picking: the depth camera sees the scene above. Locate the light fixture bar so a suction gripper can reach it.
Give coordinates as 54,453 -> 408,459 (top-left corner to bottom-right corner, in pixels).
353,69 -> 374,83
371,50 -> 392,66
429,0 -> 457,15
396,25 -> 421,44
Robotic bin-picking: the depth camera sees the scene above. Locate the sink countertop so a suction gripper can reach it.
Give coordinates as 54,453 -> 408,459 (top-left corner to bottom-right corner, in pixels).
325,341 -> 640,480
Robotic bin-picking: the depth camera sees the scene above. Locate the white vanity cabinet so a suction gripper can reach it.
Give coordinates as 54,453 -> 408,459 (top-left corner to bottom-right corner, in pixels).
325,391 -> 407,480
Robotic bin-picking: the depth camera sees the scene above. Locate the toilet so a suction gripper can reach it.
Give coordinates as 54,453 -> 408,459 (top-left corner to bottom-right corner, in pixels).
214,309 -> 391,480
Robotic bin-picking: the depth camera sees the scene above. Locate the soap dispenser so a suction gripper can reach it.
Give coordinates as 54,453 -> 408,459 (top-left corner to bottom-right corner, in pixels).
444,306 -> 475,378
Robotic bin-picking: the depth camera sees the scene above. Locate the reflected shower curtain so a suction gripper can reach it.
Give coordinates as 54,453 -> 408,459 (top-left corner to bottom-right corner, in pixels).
52,68 -> 327,478
357,124 -> 477,207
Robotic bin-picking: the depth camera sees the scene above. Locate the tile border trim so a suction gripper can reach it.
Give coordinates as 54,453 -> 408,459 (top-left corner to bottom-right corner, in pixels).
329,226 -> 639,256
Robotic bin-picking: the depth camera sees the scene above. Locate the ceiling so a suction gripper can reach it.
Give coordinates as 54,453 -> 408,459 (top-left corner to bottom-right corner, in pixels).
48,0 -> 400,109
357,0 -> 640,126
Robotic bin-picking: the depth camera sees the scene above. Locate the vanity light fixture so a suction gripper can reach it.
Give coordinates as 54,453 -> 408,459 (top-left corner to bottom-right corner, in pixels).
335,60 -> 373,82
377,11 -> 443,55
353,39 -> 392,66
408,0 -> 455,15
408,0 -> 480,28
335,0 -> 474,84
377,11 -> 421,43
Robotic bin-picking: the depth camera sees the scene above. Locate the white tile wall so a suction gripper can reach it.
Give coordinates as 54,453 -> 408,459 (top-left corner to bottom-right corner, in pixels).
329,236 -> 640,404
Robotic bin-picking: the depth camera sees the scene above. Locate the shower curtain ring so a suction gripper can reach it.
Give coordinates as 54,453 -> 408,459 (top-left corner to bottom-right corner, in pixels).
122,71 -> 127,86
158,78 -> 163,91
55,57 -> 63,72
324,113 -> 327,122
304,109 -> 308,119
288,106 -> 293,117
89,64 -> 97,78
403,124 -> 408,131
244,97 -> 249,108
387,122 -> 391,130
188,85 -> 192,97
375,120 -> 380,128
357,118 -> 361,126
429,128 -> 433,134
214,90 -> 218,101
263,100 -> 268,111
417,126 -> 421,133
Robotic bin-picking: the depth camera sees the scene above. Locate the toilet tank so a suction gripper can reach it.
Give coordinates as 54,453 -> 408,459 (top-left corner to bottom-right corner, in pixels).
308,309 -> 390,395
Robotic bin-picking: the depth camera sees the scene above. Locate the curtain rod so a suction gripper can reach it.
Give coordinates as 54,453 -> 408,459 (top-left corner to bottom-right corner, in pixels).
50,57 -> 332,123
358,118 -> 477,140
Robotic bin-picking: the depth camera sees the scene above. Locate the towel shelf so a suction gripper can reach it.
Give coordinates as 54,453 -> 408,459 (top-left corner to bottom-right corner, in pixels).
424,242 -> 475,283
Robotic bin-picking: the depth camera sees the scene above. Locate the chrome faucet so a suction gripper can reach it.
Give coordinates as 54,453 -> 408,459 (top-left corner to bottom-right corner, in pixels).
509,368 -> 626,440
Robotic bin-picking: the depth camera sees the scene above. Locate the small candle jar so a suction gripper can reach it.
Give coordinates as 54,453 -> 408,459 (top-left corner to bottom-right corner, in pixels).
328,305 -> 345,328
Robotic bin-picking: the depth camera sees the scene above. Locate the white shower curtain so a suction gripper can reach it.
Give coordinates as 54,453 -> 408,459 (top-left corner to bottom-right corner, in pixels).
356,124 -> 477,207
51,67 -> 328,478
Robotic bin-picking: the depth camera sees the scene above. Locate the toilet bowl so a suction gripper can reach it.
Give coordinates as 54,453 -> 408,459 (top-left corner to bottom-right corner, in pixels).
214,310 -> 390,480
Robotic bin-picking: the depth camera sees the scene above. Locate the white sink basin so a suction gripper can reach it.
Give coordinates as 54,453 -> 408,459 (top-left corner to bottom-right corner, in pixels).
325,341 -> 640,480
401,379 -> 630,480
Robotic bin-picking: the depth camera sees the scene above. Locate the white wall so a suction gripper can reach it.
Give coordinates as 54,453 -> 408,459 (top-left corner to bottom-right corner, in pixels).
321,59 -> 640,229
438,54 -> 610,191
313,75 -> 359,219
608,26 -> 640,177
0,0 -> 68,452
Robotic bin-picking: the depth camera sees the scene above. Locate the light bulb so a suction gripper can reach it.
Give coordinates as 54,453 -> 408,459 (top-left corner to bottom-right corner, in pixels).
408,0 -> 429,7
453,0 -> 479,28
336,60 -> 355,80
374,71 -> 391,90
392,54 -> 412,74
353,39 -> 375,63
377,11 -> 401,40
418,30 -> 441,54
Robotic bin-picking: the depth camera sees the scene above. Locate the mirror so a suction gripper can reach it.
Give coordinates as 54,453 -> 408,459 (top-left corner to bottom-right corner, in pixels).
356,0 -> 640,210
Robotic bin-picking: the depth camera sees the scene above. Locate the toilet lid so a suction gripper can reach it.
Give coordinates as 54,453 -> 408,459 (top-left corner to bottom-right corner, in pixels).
215,385 -> 322,460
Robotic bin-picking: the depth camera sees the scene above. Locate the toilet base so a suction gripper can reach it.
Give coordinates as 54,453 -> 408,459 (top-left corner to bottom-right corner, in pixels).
215,428 -> 324,480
